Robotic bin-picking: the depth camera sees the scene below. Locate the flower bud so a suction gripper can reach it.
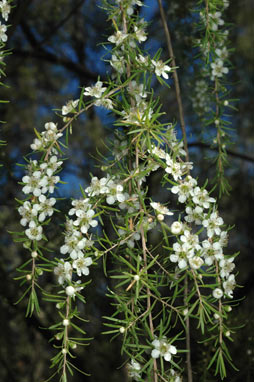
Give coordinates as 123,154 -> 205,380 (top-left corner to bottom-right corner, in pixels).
66,286 -> 75,296
171,221 -> 183,235
63,319 -> 69,326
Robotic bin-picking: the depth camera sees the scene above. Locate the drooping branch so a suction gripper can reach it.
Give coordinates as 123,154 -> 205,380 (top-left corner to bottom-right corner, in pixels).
12,20 -> 99,81
39,0 -> 86,47
188,142 -> 254,163
157,0 -> 189,161
12,48 -> 99,81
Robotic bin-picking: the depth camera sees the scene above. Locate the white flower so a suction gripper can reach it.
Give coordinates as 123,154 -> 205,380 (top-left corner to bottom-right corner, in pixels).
216,231 -> 228,247
165,156 -> 183,181
180,230 -> 201,254
134,26 -> 147,42
86,176 -> 109,196
25,221 -> 43,241
106,181 -> 125,205
211,59 -> 229,78
191,187 -> 216,209
222,0 -> 229,9
69,198 -> 91,216
189,256 -> 204,270
171,221 -> 183,235
60,227 -> 87,259
94,98 -> 113,110
150,145 -> 167,159
0,21 -> 7,42
33,195 -> 56,222
22,172 -> 42,196
74,208 -> 98,234
127,80 -> 147,102
54,261 -> 72,284
202,211 -> 224,238
40,156 -> 62,177
127,359 -> 142,381
171,176 -> 197,203
169,369 -> 182,382
223,274 -> 236,298
108,30 -> 127,46
215,47 -> 228,61
136,54 -> 150,69
166,129 -> 186,156
150,201 -> 173,221
170,242 -> 187,269
213,288 -> 223,299
209,11 -> 224,31
62,99 -> 79,115
152,59 -> 171,79
219,257 -> 235,279
30,138 -> 43,151
84,81 -> 106,98
73,254 -> 92,276
151,337 -> 177,362
38,174 -> 60,194
184,206 -> 203,225
122,101 -> 153,124
42,122 -> 63,143
0,1 -> 11,21
18,201 -> 38,226
126,0 -> 143,15
110,54 -> 126,74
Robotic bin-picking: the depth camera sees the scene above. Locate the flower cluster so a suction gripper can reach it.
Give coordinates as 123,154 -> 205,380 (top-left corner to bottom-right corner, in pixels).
191,0 -> 233,195
54,196 -> 99,286
30,122 -> 63,151
85,175 -> 126,205
18,151 -> 62,242
149,143 -> 236,299
0,0 -> 10,44
0,0 -> 11,81
199,1 -> 229,78
190,78 -> 211,116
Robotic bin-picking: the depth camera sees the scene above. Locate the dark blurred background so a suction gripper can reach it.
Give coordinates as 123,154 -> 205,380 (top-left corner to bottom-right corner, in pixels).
0,0 -> 253,381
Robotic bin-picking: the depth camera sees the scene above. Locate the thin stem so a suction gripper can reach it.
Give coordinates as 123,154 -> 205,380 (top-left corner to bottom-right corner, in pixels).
215,79 -> 223,177
215,260 -> 223,346
146,246 -> 172,279
157,0 -> 189,161
121,7 -> 158,380
140,225 -> 158,382
45,83 -> 126,160
135,136 -> 158,380
62,296 -> 70,379
184,277 -> 193,382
